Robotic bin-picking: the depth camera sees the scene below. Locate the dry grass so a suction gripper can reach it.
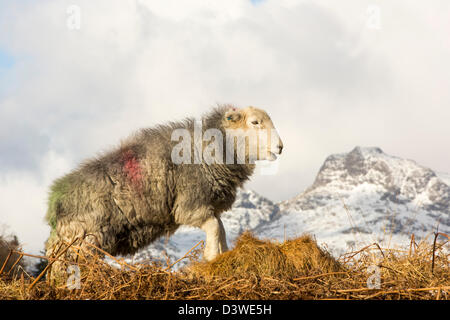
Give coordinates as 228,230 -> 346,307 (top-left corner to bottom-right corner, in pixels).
188,232 -> 341,279
0,233 -> 26,278
0,231 -> 448,300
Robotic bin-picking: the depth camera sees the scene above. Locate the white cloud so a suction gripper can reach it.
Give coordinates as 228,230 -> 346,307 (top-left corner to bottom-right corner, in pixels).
0,150 -> 72,253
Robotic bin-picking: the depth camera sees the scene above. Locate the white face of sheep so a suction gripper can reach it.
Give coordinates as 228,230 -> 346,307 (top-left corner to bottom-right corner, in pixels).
223,106 -> 284,163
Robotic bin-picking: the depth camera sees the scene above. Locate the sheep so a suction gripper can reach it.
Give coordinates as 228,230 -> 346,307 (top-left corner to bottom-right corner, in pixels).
45,105 -> 283,276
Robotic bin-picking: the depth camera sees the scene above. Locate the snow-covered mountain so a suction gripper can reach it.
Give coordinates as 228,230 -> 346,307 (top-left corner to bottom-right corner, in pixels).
119,147 -> 449,266
263,146 -> 449,255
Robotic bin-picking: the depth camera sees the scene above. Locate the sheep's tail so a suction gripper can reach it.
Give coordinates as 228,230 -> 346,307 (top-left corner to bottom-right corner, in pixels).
45,174 -> 75,230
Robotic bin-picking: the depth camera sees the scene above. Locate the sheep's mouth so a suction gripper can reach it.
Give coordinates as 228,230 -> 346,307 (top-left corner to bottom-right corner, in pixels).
267,152 -> 277,161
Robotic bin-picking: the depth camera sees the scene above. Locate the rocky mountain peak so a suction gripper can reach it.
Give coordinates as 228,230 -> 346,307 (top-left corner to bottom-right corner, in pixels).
307,146 -> 449,212
313,146 -> 389,189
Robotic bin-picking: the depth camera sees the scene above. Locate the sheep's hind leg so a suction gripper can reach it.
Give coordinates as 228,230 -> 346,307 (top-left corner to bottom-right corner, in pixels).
45,231 -> 104,286
44,234 -> 79,285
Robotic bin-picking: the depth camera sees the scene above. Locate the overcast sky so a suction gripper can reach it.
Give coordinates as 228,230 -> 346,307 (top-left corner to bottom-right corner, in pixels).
0,0 -> 449,253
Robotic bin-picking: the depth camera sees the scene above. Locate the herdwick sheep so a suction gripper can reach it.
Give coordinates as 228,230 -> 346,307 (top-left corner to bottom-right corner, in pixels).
45,105 -> 283,276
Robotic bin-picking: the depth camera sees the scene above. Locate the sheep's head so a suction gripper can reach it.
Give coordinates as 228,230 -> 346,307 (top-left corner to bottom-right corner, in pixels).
222,106 -> 283,162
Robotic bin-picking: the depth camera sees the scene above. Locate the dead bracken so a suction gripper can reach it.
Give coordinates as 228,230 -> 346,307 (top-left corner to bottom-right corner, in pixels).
0,232 -> 448,300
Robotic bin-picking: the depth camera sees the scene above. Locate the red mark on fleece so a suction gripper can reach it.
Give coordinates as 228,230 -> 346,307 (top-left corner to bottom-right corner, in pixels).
121,150 -> 143,188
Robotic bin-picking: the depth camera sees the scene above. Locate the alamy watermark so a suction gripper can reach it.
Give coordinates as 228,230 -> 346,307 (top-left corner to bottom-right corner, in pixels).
170,120 -> 282,174
365,5 -> 381,30
66,5 -> 81,30
366,264 -> 381,289
66,264 -> 81,290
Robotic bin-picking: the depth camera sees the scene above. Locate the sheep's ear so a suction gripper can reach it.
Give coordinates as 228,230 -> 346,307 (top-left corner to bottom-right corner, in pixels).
224,108 -> 242,123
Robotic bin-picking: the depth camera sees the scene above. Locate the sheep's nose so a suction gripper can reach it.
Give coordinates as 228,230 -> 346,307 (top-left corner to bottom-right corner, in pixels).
277,141 -> 283,154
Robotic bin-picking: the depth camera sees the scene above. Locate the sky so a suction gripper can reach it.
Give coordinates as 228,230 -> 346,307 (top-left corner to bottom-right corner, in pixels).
0,50 -> 14,69
0,0 -> 449,253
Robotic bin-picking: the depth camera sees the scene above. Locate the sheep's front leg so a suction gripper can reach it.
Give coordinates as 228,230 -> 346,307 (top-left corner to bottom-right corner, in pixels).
201,217 -> 228,261
217,217 -> 228,253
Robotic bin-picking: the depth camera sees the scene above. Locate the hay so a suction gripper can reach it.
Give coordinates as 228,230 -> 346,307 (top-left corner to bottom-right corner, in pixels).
0,234 -> 25,278
0,232 -> 448,300
188,232 -> 341,279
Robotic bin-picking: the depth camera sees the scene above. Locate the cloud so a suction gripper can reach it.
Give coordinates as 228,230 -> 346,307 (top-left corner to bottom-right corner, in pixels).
0,150 -> 71,253
0,0 -> 449,252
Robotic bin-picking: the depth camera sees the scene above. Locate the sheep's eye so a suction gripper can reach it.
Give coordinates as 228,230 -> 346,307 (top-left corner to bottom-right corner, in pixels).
251,120 -> 259,125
